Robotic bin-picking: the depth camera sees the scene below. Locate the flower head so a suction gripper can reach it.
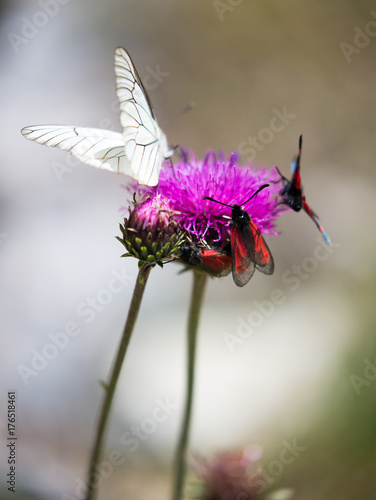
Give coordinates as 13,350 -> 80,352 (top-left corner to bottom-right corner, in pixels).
117,194 -> 183,265
190,446 -> 267,500
140,150 -> 285,247
125,150 -> 289,283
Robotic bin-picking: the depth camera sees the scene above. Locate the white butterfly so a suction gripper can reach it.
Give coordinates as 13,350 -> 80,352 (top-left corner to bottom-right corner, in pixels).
21,47 -> 173,186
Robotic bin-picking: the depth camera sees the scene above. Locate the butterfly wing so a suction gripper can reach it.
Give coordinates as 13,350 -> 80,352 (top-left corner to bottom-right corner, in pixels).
291,136 -> 330,244
302,198 -> 331,245
21,125 -> 133,174
290,161 -> 302,191
290,134 -> 302,176
180,243 -> 231,278
231,226 -> 256,287
114,47 -> 171,186
249,219 -> 274,275
200,248 -> 232,277
282,135 -> 303,211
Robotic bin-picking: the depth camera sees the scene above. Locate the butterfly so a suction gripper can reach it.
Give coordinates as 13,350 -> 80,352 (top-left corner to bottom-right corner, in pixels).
180,242 -> 232,278
276,135 -> 331,245
203,185 -> 274,287
21,47 -> 173,186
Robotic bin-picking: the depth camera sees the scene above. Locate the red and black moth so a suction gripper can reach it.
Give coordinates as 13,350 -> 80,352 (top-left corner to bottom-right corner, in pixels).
277,135 -> 331,245
180,242 -> 232,278
203,185 -> 274,287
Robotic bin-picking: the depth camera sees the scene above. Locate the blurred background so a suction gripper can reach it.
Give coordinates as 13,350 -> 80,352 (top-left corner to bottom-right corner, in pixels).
1,1 -> 376,499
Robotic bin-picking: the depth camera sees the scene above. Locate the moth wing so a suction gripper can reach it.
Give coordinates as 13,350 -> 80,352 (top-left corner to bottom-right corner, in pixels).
290,134 -> 304,195
302,199 -> 331,245
249,219 -> 274,275
200,248 -> 232,278
231,227 -> 256,287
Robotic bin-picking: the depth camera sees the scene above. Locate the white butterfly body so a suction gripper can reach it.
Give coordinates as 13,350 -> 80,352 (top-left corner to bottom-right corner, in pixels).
21,47 -> 172,186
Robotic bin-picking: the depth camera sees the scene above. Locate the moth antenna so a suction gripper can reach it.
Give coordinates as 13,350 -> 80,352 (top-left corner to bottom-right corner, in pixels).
202,196 -> 232,208
271,166 -> 287,184
239,184 -> 270,206
204,184 -> 269,209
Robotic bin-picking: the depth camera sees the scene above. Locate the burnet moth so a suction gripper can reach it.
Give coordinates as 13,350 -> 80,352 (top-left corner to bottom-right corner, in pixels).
203,185 -> 274,287
180,242 -> 232,278
277,135 -> 331,245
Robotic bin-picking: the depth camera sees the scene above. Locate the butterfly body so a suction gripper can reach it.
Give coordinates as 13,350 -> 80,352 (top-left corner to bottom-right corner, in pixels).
278,135 -> 331,245
280,182 -> 303,212
21,47 -> 171,186
203,185 -> 274,287
230,206 -> 274,287
231,204 -> 251,230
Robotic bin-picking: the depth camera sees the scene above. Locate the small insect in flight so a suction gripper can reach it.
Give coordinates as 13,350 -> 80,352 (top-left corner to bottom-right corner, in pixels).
276,135 -> 331,245
203,185 -> 274,287
21,47 -> 173,186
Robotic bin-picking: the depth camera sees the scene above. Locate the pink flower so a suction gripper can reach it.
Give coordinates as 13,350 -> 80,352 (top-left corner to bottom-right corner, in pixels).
191,446 -> 267,500
151,151 -> 284,245
117,194 -> 183,264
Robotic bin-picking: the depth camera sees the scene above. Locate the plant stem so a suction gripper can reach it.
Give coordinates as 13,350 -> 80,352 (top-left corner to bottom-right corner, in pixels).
172,271 -> 208,500
85,263 -> 152,500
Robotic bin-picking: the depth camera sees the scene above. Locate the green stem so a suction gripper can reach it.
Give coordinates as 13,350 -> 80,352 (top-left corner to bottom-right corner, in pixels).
85,263 -> 152,500
173,271 -> 208,500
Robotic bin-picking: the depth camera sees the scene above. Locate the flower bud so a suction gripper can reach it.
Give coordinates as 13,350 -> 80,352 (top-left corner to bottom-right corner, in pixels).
117,195 -> 184,266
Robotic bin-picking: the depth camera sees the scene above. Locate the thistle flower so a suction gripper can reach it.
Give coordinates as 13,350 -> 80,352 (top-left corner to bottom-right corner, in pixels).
190,446 -> 268,500
190,447 -> 295,500
117,194 -> 184,266
140,150 -> 285,248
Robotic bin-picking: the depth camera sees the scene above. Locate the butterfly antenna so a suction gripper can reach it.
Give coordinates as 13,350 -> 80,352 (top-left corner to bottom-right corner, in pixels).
240,184 -> 270,206
202,196 -> 232,208
161,101 -> 196,127
203,184 -> 270,208
175,145 -> 189,162
174,145 -> 195,172
270,166 -> 287,185
168,157 -> 180,182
